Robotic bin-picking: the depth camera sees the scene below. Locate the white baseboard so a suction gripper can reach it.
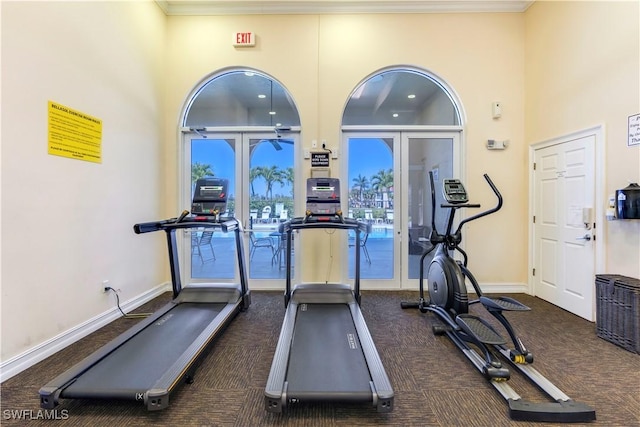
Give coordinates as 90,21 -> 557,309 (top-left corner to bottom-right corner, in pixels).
395,282 -> 529,294
0,282 -> 171,383
475,282 -> 529,294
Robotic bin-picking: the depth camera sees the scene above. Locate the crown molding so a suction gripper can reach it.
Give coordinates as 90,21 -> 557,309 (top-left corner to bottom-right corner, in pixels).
155,1 -> 535,16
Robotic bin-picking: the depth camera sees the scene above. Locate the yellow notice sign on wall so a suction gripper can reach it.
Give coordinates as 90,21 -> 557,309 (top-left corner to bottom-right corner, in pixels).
48,101 -> 102,163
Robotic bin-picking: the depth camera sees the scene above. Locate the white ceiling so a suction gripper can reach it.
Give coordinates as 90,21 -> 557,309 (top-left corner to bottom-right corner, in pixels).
156,0 -> 534,16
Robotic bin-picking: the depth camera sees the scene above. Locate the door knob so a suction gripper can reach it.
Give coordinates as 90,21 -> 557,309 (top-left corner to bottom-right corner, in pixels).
576,234 -> 592,241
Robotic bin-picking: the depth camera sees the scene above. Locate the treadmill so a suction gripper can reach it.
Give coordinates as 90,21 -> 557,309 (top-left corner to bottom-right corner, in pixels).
40,178 -> 250,411
264,178 -> 394,413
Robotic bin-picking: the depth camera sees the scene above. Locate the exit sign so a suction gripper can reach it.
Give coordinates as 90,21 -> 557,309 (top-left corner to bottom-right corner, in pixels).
233,32 -> 255,47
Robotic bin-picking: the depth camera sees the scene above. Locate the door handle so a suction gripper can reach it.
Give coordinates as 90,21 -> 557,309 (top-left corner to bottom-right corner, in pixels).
576,234 -> 592,241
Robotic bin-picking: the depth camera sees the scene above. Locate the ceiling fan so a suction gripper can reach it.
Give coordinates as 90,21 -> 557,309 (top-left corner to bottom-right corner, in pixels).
256,126 -> 294,151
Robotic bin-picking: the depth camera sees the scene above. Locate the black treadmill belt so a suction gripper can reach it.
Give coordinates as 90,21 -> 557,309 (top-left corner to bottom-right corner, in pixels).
62,302 -> 226,400
286,303 -> 372,400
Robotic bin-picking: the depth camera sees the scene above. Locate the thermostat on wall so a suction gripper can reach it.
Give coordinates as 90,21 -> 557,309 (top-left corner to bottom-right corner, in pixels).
487,139 -> 509,150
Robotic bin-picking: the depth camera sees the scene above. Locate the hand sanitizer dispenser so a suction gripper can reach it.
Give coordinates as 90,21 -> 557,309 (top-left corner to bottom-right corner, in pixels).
616,183 -> 640,219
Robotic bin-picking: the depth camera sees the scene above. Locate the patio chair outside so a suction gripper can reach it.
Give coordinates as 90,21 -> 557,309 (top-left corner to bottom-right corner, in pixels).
279,209 -> 288,222
275,202 -> 284,217
349,230 -> 371,264
250,231 -> 275,260
386,210 -> 394,224
192,230 -> 216,263
364,209 -> 374,223
261,206 -> 272,223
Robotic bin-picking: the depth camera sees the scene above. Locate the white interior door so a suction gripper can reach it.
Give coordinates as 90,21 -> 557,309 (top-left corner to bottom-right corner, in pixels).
533,134 -> 596,320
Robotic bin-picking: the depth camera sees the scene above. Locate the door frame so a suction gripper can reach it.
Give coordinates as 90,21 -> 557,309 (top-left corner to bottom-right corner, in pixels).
341,129 -> 463,290
528,125 -> 605,311
180,131 -> 241,286
341,132 -> 401,290
180,127 -> 302,290
400,131 -> 462,290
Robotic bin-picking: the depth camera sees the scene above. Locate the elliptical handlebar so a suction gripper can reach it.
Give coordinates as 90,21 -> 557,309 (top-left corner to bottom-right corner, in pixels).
428,170 -> 438,236
455,174 -> 503,234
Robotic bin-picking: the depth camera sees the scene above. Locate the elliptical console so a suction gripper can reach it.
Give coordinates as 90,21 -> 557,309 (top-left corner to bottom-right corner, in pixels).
442,179 -> 468,204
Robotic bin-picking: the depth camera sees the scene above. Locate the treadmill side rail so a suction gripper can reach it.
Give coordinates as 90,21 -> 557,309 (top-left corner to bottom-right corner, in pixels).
349,302 -> 394,412
146,388 -> 170,411
265,301 -> 299,413
39,386 -> 62,409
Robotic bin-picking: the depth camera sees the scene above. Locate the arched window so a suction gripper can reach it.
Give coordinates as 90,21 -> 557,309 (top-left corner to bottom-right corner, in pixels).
184,70 -> 300,128
343,68 -> 460,126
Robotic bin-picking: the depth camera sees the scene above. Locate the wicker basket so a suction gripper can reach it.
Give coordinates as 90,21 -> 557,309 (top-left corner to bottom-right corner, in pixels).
595,274 -> 640,354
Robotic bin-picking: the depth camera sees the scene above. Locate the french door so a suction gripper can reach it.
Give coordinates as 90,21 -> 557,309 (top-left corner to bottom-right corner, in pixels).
181,130 -> 299,289
343,131 -> 460,289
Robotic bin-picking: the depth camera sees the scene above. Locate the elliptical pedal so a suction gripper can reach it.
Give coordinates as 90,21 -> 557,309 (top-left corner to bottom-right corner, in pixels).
480,296 -> 530,312
456,314 -> 506,345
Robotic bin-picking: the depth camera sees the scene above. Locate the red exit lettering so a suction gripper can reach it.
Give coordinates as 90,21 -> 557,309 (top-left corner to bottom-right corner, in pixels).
234,32 -> 254,46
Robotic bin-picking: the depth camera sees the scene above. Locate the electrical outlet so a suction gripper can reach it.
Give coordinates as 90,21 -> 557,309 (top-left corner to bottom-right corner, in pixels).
311,140 -> 318,148
102,280 -> 110,293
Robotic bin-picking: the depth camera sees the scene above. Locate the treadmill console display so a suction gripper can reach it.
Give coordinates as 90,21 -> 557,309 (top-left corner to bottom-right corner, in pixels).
191,177 -> 228,215
306,178 -> 341,215
443,179 -> 469,204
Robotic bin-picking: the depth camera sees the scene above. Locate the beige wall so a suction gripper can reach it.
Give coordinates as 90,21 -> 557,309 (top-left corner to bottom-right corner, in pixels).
525,1 -> 640,277
1,1 -> 167,364
165,12 -> 527,283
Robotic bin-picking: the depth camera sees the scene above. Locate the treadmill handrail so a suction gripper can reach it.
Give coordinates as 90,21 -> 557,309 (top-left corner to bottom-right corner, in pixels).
279,217 -> 370,234
133,216 -> 247,299
278,217 -> 371,307
134,217 -> 241,234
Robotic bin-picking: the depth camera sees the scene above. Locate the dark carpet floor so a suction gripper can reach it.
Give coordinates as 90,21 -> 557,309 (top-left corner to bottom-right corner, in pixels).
1,291 -> 638,426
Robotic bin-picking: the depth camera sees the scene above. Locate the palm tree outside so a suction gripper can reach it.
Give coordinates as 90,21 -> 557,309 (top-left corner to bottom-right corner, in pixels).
192,162 -> 214,183
371,168 -> 394,209
257,165 -> 285,199
248,164 -> 294,219
352,174 -> 370,208
348,139 -> 394,221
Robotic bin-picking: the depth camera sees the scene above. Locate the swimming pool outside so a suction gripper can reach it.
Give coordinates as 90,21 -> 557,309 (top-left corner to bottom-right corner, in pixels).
367,225 -> 394,238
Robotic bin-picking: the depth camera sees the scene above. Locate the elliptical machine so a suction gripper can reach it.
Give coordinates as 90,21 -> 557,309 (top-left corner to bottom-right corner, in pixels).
401,172 -> 595,423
